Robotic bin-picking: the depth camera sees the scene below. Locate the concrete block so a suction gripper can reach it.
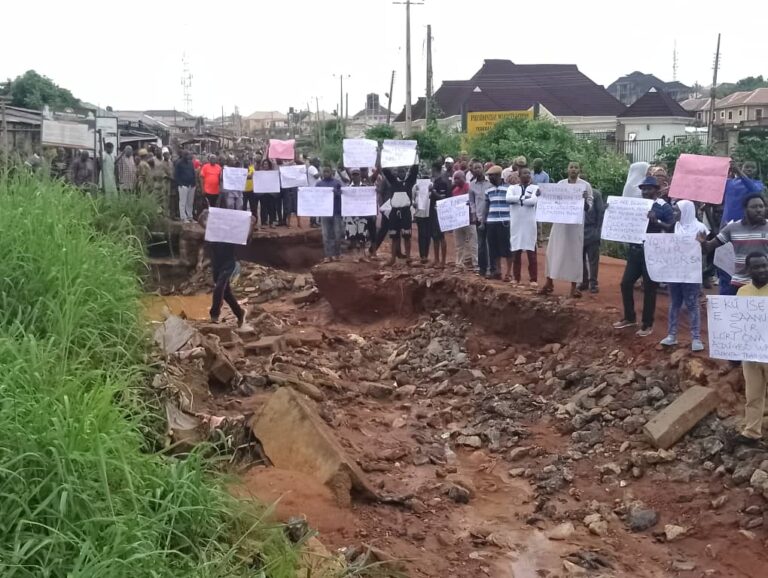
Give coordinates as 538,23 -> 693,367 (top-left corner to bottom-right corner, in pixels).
643,385 -> 719,449
284,328 -> 324,347
292,288 -> 320,305
251,387 -> 376,505
245,335 -> 285,353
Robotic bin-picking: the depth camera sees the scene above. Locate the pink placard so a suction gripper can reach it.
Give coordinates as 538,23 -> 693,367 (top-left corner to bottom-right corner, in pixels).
268,139 -> 296,160
668,154 -> 730,204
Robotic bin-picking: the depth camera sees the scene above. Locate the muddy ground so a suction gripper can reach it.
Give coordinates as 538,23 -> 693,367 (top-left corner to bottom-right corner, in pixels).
147,234 -> 768,578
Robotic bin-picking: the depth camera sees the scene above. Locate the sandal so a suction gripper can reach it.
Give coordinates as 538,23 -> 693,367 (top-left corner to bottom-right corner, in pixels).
570,289 -> 582,298
538,285 -> 554,295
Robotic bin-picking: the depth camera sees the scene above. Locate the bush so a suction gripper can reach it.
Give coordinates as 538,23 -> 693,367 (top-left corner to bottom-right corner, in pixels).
733,135 -> 768,181
364,124 -> 398,142
468,117 -> 629,195
654,138 -> 713,173
412,124 -> 462,164
0,169 -> 297,577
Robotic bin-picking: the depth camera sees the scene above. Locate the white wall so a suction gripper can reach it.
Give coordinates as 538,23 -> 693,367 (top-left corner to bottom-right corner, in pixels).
619,117 -> 691,142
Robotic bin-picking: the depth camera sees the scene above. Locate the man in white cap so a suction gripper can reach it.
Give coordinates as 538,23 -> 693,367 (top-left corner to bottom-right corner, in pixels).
444,157 -> 455,177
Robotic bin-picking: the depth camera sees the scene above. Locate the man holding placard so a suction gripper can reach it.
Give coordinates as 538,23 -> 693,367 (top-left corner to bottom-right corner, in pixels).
317,165 -> 344,262
612,176 -> 674,336
381,160 -> 419,266
733,253 -> 768,445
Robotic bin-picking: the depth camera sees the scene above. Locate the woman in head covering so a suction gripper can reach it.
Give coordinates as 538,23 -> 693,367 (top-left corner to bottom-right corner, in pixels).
659,199 -> 708,352
622,162 -> 650,197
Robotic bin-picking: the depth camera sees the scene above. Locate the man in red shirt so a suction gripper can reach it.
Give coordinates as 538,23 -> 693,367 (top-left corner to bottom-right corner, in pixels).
200,154 -> 222,207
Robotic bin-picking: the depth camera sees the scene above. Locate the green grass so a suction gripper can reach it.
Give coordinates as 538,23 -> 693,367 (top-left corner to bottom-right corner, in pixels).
0,170 -> 297,577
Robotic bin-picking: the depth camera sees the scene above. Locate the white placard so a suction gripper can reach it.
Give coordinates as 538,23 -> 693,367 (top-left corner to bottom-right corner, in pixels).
341,187 -> 377,217
343,138 -> 378,168
381,139 -> 418,168
714,242 -> 736,276
379,200 -> 392,217
222,167 -> 248,191
415,179 -> 431,212
643,234 -> 703,284
252,170 -> 281,193
42,119 -> 93,150
436,194 -> 470,232
298,187 -> 334,217
535,184 -> 585,224
279,165 -> 308,188
707,295 -> 768,362
601,197 -> 653,244
204,207 -> 252,245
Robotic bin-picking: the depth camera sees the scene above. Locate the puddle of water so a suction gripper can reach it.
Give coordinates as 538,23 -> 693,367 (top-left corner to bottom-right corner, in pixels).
142,294 -> 211,322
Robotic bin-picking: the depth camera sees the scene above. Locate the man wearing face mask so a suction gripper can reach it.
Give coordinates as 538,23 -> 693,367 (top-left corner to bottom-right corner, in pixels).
612,176 -> 675,337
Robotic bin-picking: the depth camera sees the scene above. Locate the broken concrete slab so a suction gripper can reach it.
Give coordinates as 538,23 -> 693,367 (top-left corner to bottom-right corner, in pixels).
292,288 -> 320,305
251,387 -> 376,505
643,385 -> 719,449
201,335 -> 241,387
197,323 -> 236,342
283,328 -> 324,347
244,335 -> 285,354
266,371 -> 326,402
154,315 -> 196,354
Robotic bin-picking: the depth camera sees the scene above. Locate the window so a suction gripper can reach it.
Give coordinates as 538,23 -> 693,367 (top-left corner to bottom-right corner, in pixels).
728,111 -> 733,120
739,110 -> 743,116
696,112 -> 702,120
720,111 -> 725,118
757,109 -> 764,120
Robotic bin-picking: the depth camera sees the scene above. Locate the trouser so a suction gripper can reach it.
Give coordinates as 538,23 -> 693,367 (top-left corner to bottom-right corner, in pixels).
416,217 -> 431,259
742,361 -> 768,439
222,191 -> 243,210
243,191 -> 257,213
210,261 -> 243,321
718,269 -> 738,296
205,193 -> 219,208
512,250 -> 538,283
582,241 -> 600,288
178,185 -> 195,221
269,192 -> 283,224
374,214 -> 390,251
477,223 -> 495,274
366,217 -> 377,251
321,216 -> 344,257
621,244 -> 657,328
667,283 -> 701,339
455,225 -> 478,268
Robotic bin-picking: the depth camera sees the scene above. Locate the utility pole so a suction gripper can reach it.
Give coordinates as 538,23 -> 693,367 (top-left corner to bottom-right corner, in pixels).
393,0 -> 424,135
345,93 -> 349,122
707,33 -> 721,147
672,39 -> 678,82
334,74 -> 350,135
426,24 -> 433,124
0,97 -> 8,158
386,70 -> 396,125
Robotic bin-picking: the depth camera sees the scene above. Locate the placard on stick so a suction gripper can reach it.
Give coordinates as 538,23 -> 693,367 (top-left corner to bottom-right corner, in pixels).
343,138 -> 378,168
204,207 -> 252,245
297,187 -> 334,217
252,170 -> 281,193
644,234 -> 703,284
341,186 -> 377,217
714,242 -> 736,276
381,139 -> 417,168
601,197 -> 653,244
436,194 -> 469,232
415,179 -> 431,212
707,295 -> 768,362
223,167 -> 248,191
535,184 -> 585,224
279,165 -> 308,188
668,154 -> 730,204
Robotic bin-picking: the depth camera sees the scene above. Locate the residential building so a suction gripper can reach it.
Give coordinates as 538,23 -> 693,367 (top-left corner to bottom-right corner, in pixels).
714,88 -> 768,126
351,93 -> 392,125
616,87 -> 695,162
680,97 -> 712,126
245,111 -> 288,135
607,72 -> 692,106
396,59 -> 626,134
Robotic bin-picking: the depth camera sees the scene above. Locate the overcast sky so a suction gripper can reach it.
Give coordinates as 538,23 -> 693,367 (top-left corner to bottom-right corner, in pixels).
2,1 -> 765,118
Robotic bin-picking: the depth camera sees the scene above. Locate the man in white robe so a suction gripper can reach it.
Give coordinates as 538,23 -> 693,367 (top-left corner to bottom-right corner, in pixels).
540,162 -> 593,297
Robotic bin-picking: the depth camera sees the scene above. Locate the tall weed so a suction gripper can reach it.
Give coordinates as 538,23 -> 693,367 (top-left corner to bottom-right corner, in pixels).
0,170 -> 296,577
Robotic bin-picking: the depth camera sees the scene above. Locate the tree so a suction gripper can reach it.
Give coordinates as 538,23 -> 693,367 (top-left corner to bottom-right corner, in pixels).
733,136 -> 768,181
716,75 -> 768,98
468,117 -> 629,195
412,124 -> 461,164
1,70 -> 80,110
364,124 -> 397,142
654,138 -> 713,174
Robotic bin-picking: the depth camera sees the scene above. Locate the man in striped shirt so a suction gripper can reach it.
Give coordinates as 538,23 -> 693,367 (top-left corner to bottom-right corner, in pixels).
702,193 -> 768,290
481,165 -> 512,280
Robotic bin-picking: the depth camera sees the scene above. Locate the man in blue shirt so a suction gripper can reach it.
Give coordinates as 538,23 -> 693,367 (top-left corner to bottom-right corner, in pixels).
531,158 -> 550,185
317,165 -> 343,262
716,161 -> 765,294
613,176 -> 675,337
